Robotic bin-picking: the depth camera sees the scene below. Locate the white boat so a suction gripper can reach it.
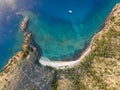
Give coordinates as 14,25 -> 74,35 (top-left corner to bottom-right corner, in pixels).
68,10 -> 73,14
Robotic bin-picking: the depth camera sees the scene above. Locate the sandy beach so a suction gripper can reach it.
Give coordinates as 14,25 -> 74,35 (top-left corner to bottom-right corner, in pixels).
39,27 -> 102,69
39,44 -> 91,69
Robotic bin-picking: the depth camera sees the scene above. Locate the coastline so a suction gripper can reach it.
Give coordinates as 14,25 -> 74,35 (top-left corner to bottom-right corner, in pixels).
1,3 -> 119,71
39,3 -> 119,69
39,31 -> 94,69
0,16 -> 55,90
0,2 -> 120,90
1,17 -> 41,73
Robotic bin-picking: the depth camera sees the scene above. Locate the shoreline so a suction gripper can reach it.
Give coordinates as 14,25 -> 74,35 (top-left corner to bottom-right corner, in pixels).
39,31 -> 97,69
1,17 -> 41,73
39,21 -> 101,69
39,4 -> 119,69
1,3 -> 119,71
0,2 -> 120,89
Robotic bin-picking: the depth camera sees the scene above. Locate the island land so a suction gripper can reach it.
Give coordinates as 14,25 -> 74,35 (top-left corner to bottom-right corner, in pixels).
0,3 -> 120,90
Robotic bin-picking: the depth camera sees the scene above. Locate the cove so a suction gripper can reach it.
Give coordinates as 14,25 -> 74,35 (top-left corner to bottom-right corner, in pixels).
0,0 -> 120,71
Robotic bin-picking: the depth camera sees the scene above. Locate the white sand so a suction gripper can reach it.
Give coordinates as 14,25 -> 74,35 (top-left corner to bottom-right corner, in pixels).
39,30 -> 100,70
39,46 -> 91,69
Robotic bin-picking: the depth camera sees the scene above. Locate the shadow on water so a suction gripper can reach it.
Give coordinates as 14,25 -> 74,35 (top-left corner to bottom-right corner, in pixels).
27,29 -> 43,59
74,41 -> 89,60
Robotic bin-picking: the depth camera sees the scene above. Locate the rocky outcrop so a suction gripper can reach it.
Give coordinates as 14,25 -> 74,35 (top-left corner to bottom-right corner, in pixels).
20,17 -> 29,36
0,17 -> 55,90
1,3 -> 120,90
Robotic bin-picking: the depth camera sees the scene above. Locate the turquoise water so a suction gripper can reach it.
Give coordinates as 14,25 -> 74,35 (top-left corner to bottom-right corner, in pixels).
0,0 -> 120,71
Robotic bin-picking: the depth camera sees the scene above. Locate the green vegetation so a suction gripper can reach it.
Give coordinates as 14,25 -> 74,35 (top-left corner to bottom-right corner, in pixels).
53,9 -> 120,90
110,16 -> 115,22
51,70 -> 58,90
46,65 -> 56,70
34,60 -> 41,67
22,51 -> 29,58
3,67 -> 10,74
30,86 -> 36,90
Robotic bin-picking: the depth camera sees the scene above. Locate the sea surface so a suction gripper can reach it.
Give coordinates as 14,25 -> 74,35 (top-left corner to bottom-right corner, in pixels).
0,0 -> 120,71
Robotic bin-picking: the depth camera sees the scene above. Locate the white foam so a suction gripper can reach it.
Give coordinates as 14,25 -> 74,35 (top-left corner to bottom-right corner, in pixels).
39,46 -> 91,69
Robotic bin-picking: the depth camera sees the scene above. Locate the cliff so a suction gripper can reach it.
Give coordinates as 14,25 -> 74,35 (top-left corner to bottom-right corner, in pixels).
0,17 -> 55,90
53,4 -> 120,90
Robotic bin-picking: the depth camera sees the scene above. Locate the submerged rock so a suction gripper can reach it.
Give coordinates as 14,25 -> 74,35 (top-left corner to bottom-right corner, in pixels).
20,17 -> 30,36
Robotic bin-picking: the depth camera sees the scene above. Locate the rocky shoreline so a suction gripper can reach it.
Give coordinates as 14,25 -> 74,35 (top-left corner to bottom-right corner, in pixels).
1,17 -> 41,73
39,3 -> 120,69
20,17 -> 41,59
55,3 -> 120,90
0,3 -> 120,90
2,3 -> 120,71
0,17 -> 55,90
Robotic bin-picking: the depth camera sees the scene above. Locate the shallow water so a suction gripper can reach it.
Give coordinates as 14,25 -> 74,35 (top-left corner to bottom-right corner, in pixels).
0,0 -> 120,71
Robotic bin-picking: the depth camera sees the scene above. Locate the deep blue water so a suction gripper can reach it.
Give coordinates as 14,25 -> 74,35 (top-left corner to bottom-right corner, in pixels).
0,0 -> 120,71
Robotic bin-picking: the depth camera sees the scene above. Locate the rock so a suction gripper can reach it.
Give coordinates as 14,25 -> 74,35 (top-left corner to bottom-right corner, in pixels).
0,17 -> 55,90
1,3 -> 120,90
20,17 -> 29,36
